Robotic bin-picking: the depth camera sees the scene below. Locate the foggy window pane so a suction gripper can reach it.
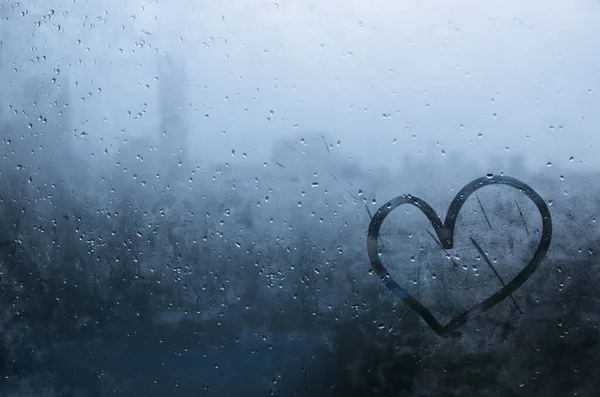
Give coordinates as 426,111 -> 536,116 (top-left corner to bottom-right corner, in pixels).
0,0 -> 598,395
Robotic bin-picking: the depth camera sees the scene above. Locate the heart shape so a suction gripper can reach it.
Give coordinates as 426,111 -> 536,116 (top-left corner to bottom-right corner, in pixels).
366,175 -> 552,337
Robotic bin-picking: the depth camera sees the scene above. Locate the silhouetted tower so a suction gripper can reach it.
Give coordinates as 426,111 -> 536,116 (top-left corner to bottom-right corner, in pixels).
51,75 -> 86,185
157,53 -> 188,180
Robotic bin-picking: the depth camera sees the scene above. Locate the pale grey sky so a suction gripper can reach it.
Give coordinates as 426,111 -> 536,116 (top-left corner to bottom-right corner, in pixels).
3,0 -> 600,173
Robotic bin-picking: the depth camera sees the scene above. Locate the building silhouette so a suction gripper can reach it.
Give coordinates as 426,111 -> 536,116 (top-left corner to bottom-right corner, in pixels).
111,52 -> 190,192
157,53 -> 188,175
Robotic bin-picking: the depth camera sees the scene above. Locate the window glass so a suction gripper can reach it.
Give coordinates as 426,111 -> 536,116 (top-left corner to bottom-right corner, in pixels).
1,0 -> 599,395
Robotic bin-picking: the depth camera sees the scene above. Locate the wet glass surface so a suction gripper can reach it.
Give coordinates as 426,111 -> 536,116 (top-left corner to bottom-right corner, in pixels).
1,1 -> 599,395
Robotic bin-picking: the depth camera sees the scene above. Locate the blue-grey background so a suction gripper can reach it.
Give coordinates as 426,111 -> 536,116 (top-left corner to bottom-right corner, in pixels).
0,0 -> 599,395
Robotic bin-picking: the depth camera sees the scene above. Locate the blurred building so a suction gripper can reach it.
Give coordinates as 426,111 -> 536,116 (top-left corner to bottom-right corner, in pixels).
1,74 -> 74,172
111,52 -> 190,193
157,53 -> 189,178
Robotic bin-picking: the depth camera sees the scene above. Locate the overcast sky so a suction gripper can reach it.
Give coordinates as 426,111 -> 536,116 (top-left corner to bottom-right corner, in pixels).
3,0 -> 600,174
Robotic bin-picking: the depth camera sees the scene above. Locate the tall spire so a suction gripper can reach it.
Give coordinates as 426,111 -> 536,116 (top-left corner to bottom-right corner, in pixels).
158,53 -> 188,160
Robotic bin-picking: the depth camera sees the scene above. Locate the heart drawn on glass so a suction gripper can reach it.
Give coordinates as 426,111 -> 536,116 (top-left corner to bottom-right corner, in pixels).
366,175 -> 552,337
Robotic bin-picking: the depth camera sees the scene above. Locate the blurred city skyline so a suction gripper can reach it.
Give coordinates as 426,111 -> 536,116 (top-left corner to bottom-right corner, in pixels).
1,0 -> 599,176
